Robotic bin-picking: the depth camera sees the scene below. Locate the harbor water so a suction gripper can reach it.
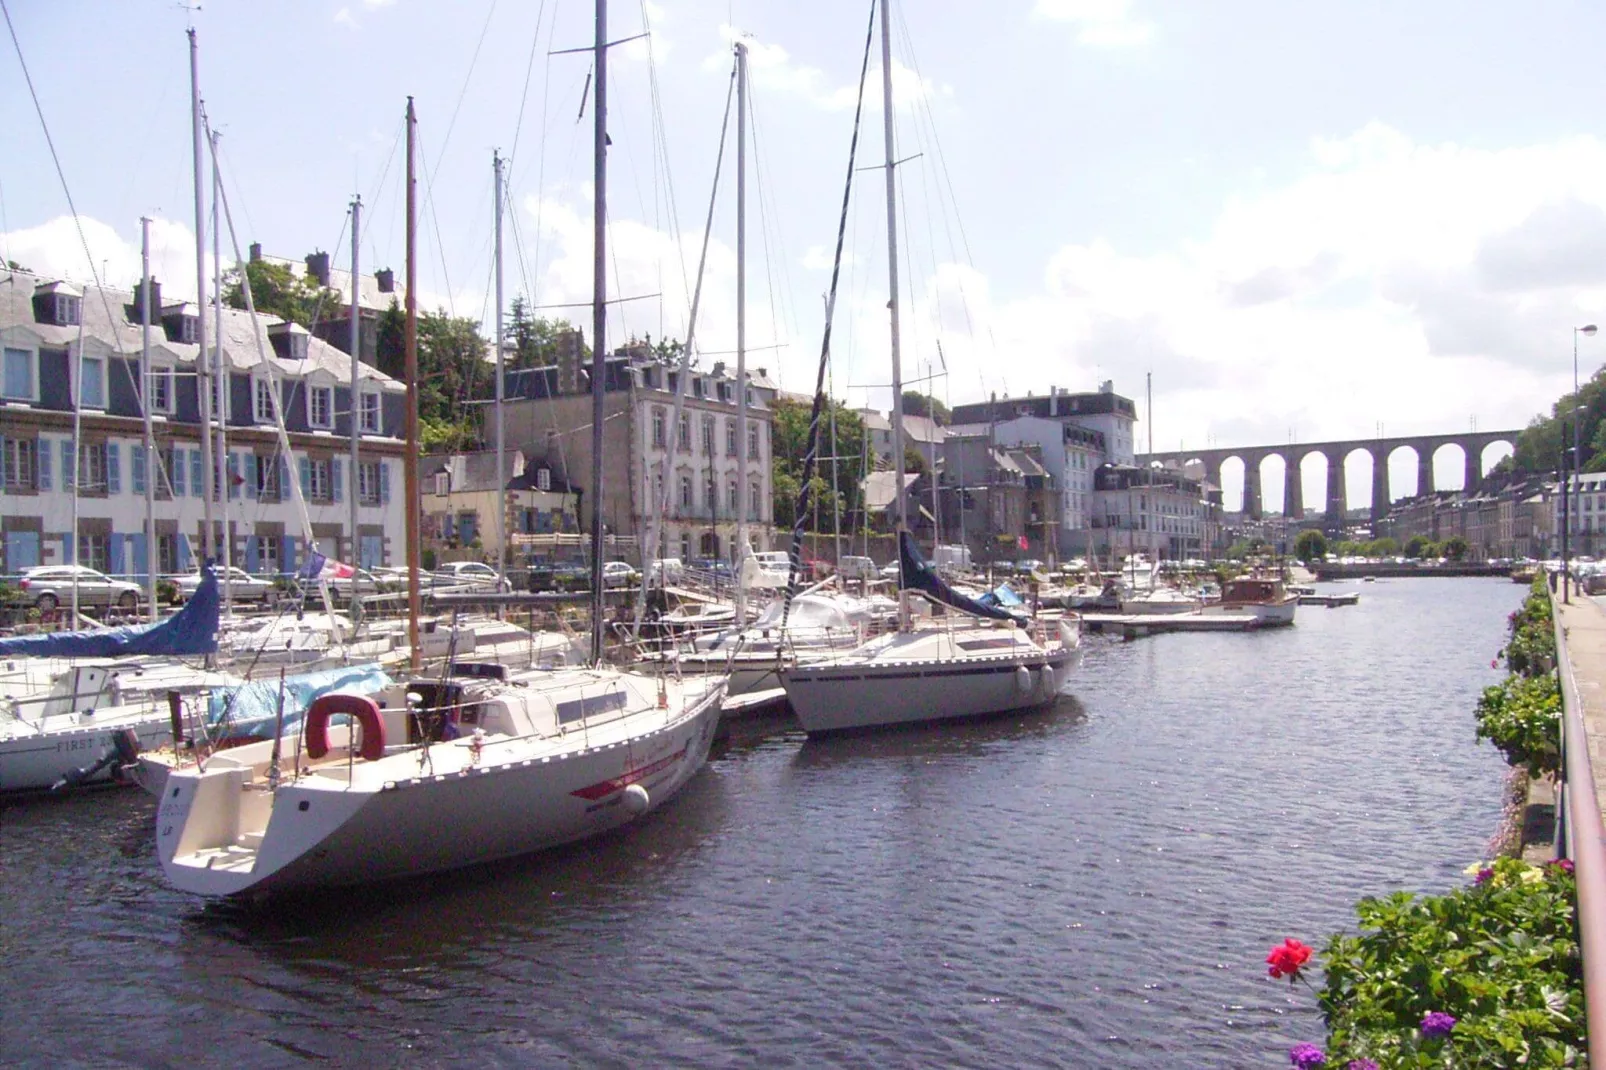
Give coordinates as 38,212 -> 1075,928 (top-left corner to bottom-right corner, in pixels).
0,578 -> 1521,1067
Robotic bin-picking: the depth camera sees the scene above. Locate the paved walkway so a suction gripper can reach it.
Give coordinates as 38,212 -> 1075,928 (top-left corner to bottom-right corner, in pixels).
1555,594 -> 1606,813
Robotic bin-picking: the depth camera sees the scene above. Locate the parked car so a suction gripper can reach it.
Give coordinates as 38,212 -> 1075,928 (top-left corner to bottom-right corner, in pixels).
432,561 -> 510,592
18,565 -> 144,611
880,561 -> 902,580
527,561 -> 591,593
174,566 -> 276,604
602,561 -> 640,587
647,558 -> 685,585
838,555 -> 878,582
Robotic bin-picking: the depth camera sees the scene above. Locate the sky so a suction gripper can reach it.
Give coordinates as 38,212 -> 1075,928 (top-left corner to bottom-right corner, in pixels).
4,0 -> 1606,512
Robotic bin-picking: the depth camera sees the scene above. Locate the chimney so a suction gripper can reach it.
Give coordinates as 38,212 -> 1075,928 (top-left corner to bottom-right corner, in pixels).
305,251 -> 331,288
376,268 -> 394,294
1050,385 -> 1058,417
249,242 -> 262,263
711,360 -> 726,377
556,328 -> 584,395
128,278 -> 162,323
755,367 -> 767,380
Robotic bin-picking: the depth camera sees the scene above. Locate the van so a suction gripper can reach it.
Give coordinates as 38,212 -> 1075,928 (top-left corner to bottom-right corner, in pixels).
838,555 -> 878,582
647,558 -> 684,584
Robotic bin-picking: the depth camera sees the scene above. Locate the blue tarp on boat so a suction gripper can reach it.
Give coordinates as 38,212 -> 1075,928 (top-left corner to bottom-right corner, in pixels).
978,583 -> 1024,608
0,567 -> 220,658
207,662 -> 392,739
898,531 -> 1024,626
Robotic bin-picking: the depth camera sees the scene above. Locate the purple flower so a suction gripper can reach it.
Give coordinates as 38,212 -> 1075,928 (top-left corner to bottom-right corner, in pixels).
1421,1011 -> 1457,1038
1346,1061 -> 1379,1070
1289,1043 -> 1327,1068
1553,858 -> 1576,876
1476,867 -> 1495,884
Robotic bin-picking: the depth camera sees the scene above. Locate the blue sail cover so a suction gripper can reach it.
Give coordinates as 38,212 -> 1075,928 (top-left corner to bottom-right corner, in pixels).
0,567 -> 220,658
898,531 -> 1024,626
207,662 -> 392,740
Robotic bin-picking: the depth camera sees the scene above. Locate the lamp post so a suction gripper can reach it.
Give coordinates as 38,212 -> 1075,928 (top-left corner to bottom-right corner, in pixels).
1569,324 -> 1598,601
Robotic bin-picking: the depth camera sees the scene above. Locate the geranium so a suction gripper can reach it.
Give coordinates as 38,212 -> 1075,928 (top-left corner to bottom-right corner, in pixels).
1420,1011 -> 1457,1038
1551,857 -> 1575,875
1288,1042 -> 1326,1067
1267,937 -> 1313,981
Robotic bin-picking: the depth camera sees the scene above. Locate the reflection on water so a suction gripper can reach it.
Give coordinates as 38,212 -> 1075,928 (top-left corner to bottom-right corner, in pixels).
0,578 -> 1522,1067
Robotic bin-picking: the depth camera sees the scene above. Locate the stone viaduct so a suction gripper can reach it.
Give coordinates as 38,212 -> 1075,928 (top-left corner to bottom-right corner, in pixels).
1137,430 -> 1522,524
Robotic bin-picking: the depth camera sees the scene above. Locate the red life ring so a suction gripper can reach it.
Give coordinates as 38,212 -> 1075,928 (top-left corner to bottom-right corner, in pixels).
305,694 -> 386,761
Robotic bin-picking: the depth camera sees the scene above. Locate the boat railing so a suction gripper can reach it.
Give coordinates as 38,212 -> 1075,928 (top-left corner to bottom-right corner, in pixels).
1552,586 -> 1606,1069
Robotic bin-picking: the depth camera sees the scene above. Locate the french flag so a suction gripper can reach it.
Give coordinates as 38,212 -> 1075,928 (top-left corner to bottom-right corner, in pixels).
299,550 -> 357,581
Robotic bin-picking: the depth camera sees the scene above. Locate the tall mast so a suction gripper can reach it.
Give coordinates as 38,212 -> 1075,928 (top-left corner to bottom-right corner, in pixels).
494,151 -> 506,581
212,128 -> 231,614
69,317 -> 83,621
404,98 -> 422,671
189,28 -> 215,568
879,0 -> 906,536
348,194 -> 361,573
734,41 -> 749,626
141,219 -> 158,621
588,0 -> 609,665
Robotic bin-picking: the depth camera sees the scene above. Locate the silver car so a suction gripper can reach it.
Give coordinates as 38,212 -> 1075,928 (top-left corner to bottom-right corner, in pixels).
174,566 -> 277,605
18,565 -> 144,611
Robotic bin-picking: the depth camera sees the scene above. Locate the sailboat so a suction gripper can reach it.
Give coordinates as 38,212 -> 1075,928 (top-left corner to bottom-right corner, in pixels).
157,32 -> 726,897
777,0 -> 1079,735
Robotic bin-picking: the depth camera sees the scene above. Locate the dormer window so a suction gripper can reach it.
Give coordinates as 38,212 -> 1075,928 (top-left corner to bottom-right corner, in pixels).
179,315 -> 198,345
360,390 -> 381,433
78,357 -> 105,409
289,333 -> 308,360
536,467 -> 551,491
254,377 -> 277,423
55,295 -> 81,327
435,472 -> 450,496
149,366 -> 175,415
308,384 -> 333,429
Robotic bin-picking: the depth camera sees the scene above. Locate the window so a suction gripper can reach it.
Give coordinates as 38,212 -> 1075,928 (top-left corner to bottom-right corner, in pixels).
701,415 -> 714,456
748,421 -> 759,460
258,535 -> 280,575
750,482 -> 761,521
435,471 -> 449,496
1,437 -> 36,490
78,443 -> 107,492
158,533 -> 180,575
360,391 -> 381,433
726,419 -> 737,457
55,294 -> 81,326
150,366 -> 174,414
79,356 -> 105,409
727,479 -> 738,513
677,414 -> 690,452
679,473 -> 692,510
652,406 -> 666,449
705,478 -> 716,512
254,377 -> 277,423
78,533 -> 108,572
536,467 -> 551,491
179,316 -> 198,344
256,455 -> 282,502
308,385 -> 333,429
3,347 -> 35,401
211,371 -> 228,421
307,458 -> 332,502
358,460 -> 382,505
157,445 -> 179,497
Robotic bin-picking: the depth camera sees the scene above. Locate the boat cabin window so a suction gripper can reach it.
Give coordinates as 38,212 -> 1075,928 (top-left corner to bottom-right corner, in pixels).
405,680 -> 466,744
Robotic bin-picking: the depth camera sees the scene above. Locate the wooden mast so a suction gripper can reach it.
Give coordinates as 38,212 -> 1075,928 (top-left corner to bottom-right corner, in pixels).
404,98 -> 422,671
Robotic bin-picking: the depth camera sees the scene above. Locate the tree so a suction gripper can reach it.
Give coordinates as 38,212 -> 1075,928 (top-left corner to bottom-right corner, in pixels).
1404,534 -> 1431,559
901,390 -> 951,426
375,299 -> 406,381
223,258 -> 345,329
506,297 -> 578,369
416,309 -> 489,444
903,445 -> 928,477
769,398 -> 869,533
1293,529 -> 1327,563
1366,536 -> 1400,558
1440,534 -> 1470,561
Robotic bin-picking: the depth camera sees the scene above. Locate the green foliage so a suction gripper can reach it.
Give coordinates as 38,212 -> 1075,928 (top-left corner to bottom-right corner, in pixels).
1294,529 -> 1328,563
156,579 -> 180,605
901,391 -> 951,426
1224,538 -> 1267,560
1317,859 -> 1583,1069
903,445 -> 928,477
1441,534 -> 1470,561
1404,534 -> 1431,559
1369,536 -> 1401,557
1476,674 -> 1562,778
223,259 -> 345,329
1503,579 -> 1556,677
507,297 -> 581,369
770,398 -> 868,531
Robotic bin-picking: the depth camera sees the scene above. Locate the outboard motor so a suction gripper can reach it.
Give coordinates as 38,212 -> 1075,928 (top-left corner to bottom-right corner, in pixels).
52,728 -> 142,792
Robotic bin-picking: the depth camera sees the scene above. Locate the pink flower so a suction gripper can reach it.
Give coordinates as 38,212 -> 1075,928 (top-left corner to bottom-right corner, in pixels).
1267,938 -> 1313,981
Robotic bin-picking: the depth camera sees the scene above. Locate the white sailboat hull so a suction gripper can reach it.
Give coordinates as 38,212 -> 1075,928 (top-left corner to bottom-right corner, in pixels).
0,710 -> 173,793
156,677 -> 725,897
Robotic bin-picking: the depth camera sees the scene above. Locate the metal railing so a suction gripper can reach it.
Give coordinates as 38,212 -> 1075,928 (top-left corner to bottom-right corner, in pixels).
1551,591 -> 1606,1067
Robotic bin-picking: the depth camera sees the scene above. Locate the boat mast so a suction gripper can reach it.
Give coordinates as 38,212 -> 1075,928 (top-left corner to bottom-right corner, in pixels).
494,151 -> 506,584
189,29 -> 215,570
348,194 -> 361,576
69,316 -> 83,622
879,0 -> 907,540
404,98 -> 422,672
140,218 -> 158,621
734,40 -> 748,626
212,128 -> 231,614
588,0 -> 609,665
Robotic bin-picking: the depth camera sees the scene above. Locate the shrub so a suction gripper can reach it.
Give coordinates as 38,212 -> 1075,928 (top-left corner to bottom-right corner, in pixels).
1475,674 -> 1562,778
1311,859 -> 1582,1069
1502,578 -> 1555,677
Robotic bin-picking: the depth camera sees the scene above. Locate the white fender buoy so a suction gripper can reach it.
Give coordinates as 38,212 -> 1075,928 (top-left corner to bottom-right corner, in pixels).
1015,665 -> 1032,694
623,783 -> 651,814
1040,666 -> 1056,697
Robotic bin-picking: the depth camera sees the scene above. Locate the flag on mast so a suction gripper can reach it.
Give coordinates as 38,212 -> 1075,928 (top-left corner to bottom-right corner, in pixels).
299,550 -> 356,582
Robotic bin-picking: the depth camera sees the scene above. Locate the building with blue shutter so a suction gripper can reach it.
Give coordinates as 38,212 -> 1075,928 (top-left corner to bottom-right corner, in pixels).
0,268 -> 408,579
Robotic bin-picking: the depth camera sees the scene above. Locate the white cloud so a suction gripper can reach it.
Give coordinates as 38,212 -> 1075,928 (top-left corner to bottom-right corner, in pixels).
334,7 -> 358,29
362,0 -> 396,9
1034,0 -> 1154,48
705,25 -> 948,112
2,215 -> 210,303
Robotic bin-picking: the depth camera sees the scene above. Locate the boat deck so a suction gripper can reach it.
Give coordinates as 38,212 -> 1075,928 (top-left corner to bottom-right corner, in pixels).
1080,612 -> 1268,638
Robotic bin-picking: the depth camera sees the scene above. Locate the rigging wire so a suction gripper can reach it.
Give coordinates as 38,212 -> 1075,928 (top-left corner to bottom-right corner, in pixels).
428,0 -> 501,188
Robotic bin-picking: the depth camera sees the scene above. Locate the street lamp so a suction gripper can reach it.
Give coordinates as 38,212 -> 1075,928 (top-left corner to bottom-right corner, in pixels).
1568,325 -> 1599,601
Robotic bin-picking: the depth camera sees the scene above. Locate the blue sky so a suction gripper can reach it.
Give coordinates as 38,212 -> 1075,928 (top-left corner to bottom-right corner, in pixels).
5,0 -> 1606,510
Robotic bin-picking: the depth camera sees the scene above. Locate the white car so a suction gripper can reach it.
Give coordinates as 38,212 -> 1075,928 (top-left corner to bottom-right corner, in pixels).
175,566 -> 277,604
431,561 -> 510,592
602,561 -> 640,587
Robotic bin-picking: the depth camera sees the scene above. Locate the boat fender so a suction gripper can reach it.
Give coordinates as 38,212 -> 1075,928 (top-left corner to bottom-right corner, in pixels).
623,783 -> 650,814
305,694 -> 386,761
1040,666 -> 1056,698
1015,665 -> 1032,694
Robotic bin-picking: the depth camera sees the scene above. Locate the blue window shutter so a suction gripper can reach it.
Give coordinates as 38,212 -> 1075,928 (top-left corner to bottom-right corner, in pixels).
107,443 -> 121,494
332,458 -> 344,503
132,447 -> 146,493
61,441 -> 74,489
37,439 -> 51,491
190,449 -> 203,501
244,535 -> 258,572
171,450 -> 185,496
379,459 -> 390,504
283,535 -> 297,572
108,533 -> 124,576
177,534 -> 192,571
278,457 -> 289,499
299,457 -> 311,500
227,453 -> 240,500
244,454 -> 257,499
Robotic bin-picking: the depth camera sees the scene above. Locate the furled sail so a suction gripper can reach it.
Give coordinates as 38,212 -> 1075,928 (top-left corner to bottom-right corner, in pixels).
0,567 -> 220,658
898,531 -> 1023,625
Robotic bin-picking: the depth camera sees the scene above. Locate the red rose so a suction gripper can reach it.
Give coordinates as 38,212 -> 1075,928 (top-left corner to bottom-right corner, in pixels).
1267,938 -> 1313,980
